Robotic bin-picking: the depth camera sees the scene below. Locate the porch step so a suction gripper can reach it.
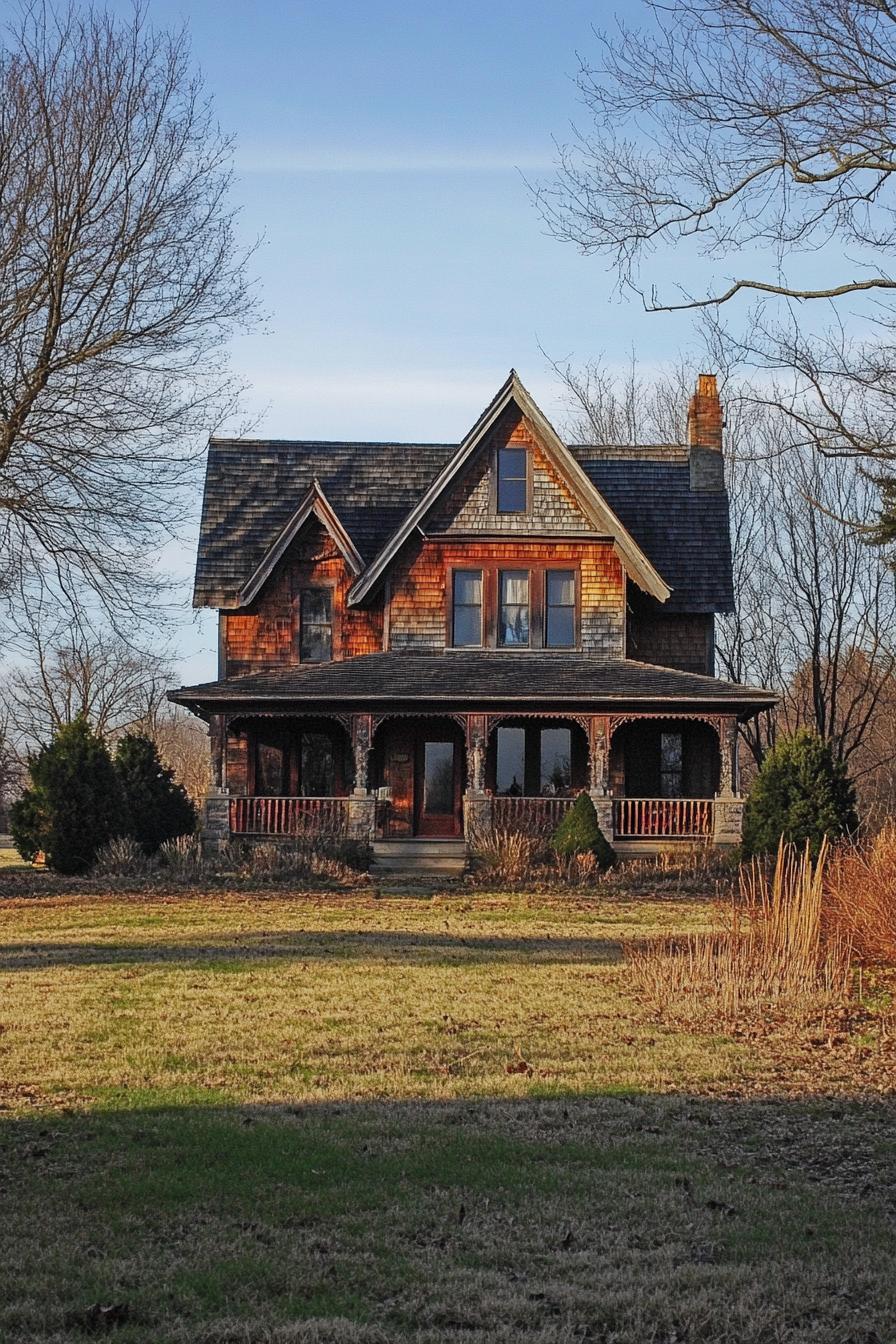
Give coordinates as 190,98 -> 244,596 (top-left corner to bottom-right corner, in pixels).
370,839 -> 468,875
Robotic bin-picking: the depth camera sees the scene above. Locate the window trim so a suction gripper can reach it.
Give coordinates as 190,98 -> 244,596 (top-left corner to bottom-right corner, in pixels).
448,564 -> 580,650
296,584 -> 335,664
497,568 -> 531,648
493,444 -> 531,516
543,566 -> 578,649
450,567 -> 484,649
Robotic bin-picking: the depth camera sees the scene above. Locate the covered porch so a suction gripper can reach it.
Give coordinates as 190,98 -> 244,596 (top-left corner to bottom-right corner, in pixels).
168,651 -> 775,856
200,709 -> 744,853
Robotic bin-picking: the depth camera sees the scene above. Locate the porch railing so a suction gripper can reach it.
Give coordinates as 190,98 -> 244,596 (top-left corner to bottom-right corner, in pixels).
230,796 -> 349,836
491,796 -> 576,833
613,797 -> 713,839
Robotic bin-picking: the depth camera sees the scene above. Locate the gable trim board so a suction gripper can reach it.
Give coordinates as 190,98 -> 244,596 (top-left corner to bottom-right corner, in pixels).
236,479 -> 364,608
346,371 -> 671,608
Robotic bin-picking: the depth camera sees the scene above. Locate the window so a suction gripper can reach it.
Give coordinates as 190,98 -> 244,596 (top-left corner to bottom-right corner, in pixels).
660,732 -> 683,798
540,727 -> 571,795
545,570 -> 576,647
496,446 -> 527,513
301,732 -> 336,796
499,570 -> 530,646
452,569 -> 483,646
299,588 -> 332,662
495,726 -> 526,795
255,737 -> 286,795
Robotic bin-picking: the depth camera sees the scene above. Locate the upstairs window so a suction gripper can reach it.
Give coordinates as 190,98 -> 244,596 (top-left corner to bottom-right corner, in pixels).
498,570 -> 530,646
545,570 -> 576,647
496,446 -> 528,513
299,588 -> 332,662
452,569 -> 483,647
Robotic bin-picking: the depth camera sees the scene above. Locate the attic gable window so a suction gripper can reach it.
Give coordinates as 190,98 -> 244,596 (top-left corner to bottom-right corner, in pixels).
496,446 -> 528,513
299,588 -> 332,662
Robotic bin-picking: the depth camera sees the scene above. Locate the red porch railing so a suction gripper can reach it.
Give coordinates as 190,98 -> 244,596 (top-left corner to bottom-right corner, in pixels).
230,796 -> 349,836
612,797 -> 713,839
491,796 -> 575,833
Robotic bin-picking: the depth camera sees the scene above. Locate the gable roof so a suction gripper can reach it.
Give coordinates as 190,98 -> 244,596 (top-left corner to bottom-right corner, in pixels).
236,478 -> 364,608
193,438 -> 454,607
346,371 -> 670,606
191,375 -> 734,613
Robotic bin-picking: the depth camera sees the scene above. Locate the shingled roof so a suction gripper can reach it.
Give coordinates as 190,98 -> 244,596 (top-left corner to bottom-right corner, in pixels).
170,652 -> 776,717
193,409 -> 734,612
570,445 -> 734,614
194,439 -> 454,607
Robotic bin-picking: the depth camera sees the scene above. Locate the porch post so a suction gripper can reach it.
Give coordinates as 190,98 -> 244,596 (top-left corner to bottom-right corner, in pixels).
718,715 -> 738,797
587,715 -> 614,839
202,713 -> 231,856
714,714 -> 744,848
348,713 -> 375,841
463,713 -> 492,845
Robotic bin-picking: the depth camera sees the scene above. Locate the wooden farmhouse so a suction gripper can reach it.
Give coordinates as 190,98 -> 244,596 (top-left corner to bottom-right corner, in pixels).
170,371 -> 776,865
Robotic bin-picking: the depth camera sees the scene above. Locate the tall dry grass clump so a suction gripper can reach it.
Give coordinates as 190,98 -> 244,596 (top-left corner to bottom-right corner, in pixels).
628,839 -> 853,1022
825,823 -> 896,965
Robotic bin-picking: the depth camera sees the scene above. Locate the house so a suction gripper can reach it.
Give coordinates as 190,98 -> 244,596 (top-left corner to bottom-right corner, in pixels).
169,371 -> 776,861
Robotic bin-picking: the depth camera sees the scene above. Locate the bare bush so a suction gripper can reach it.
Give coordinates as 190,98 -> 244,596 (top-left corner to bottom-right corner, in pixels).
158,833 -> 203,876
471,829 -> 542,885
92,835 -> 154,879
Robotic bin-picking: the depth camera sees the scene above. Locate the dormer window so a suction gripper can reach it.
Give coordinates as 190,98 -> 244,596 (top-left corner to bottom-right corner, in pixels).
496,446 -> 528,513
299,588 -> 332,662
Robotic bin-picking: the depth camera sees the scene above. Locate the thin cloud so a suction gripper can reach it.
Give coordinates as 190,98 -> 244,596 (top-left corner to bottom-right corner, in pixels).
234,146 -> 554,175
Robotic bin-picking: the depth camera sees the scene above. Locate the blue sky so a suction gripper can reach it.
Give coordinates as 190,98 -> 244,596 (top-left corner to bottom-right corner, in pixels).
139,1 -> 704,681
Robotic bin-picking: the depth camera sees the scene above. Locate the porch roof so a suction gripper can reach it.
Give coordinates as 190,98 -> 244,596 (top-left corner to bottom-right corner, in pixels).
169,653 -> 777,718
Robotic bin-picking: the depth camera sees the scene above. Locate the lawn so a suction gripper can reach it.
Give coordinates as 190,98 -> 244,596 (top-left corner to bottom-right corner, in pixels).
0,884 -> 894,1342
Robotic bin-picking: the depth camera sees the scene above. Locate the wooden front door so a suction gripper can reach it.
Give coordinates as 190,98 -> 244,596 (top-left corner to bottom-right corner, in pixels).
414,736 -> 461,836
383,728 -> 414,837
382,726 -> 463,837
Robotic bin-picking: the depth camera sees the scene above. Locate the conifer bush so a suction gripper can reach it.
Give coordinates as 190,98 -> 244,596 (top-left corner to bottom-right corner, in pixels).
551,791 -> 615,869
115,734 -> 197,853
742,728 -> 858,859
10,717 -> 127,873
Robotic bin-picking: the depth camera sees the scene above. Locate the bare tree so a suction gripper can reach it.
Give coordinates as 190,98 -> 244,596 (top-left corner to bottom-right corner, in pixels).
0,2 -> 255,623
556,357 -> 896,806
138,702 -> 210,804
537,0 -> 896,535
2,612 -> 173,755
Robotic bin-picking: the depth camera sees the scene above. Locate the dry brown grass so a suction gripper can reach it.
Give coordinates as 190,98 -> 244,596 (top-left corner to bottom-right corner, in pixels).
826,822 -> 896,965
627,841 -> 855,1024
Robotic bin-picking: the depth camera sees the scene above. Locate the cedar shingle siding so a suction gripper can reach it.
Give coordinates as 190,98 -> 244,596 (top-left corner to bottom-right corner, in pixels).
190,378 -> 736,681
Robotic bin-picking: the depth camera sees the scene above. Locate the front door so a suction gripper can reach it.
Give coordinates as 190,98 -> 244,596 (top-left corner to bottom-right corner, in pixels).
383,729 -> 414,837
414,737 -> 461,836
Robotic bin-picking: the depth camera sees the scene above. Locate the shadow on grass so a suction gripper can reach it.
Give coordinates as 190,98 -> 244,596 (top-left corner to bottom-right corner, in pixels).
1,1091 -> 894,1343
0,927 -> 624,971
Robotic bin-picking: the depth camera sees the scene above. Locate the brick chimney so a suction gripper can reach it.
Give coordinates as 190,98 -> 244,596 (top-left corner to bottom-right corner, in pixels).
687,373 -> 725,491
